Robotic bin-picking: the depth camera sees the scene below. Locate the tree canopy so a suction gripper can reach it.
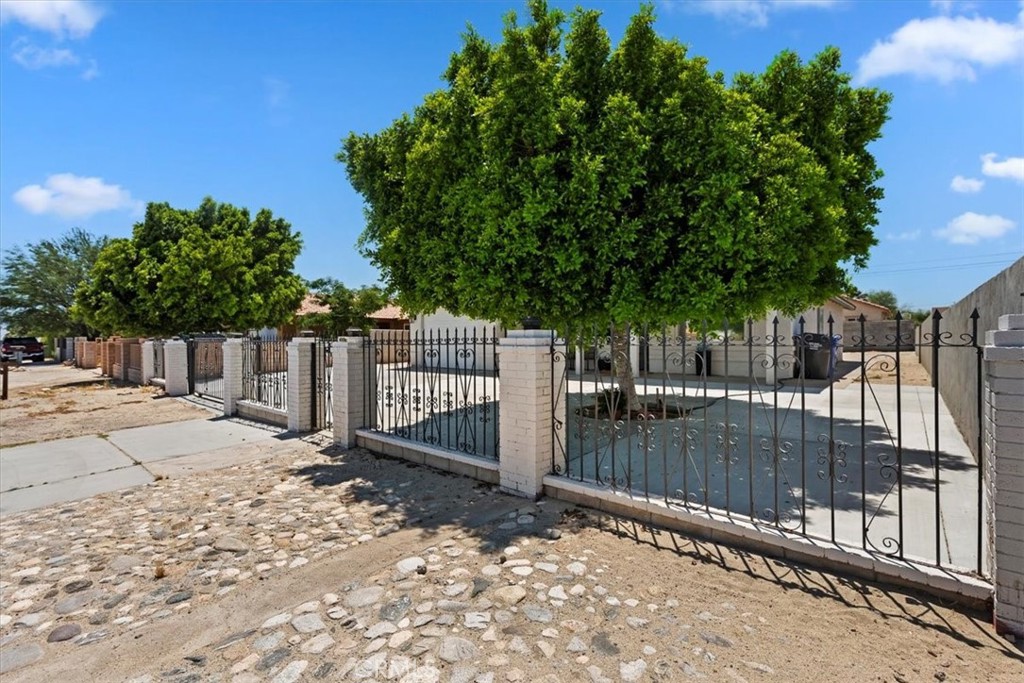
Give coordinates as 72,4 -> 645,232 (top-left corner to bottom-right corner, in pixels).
859,289 -> 898,315
75,198 -> 305,336
0,228 -> 109,338
340,1 -> 891,331
304,278 -> 388,335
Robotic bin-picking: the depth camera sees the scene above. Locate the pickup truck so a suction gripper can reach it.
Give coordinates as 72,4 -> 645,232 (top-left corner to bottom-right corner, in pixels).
1,336 -> 45,362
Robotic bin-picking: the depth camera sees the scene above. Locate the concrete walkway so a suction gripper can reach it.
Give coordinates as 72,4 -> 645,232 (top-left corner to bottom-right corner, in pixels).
0,418 -> 289,516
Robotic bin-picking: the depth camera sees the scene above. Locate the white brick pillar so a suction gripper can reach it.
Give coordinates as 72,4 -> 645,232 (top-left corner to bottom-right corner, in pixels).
141,341 -> 155,384
499,330 -> 555,499
163,340 -> 189,397
287,337 -> 315,432
223,338 -> 245,417
985,313 -> 1024,637
333,337 -> 371,448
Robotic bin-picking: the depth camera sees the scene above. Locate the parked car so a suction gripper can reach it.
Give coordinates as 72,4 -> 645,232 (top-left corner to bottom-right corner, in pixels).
1,336 -> 45,362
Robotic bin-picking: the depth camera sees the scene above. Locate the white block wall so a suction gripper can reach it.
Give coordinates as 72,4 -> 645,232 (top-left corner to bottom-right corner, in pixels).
222,339 -> 244,417
332,338 -> 368,448
141,341 -> 155,384
985,313 -> 1024,637
162,340 -> 189,397
287,338 -> 314,432
498,330 -> 554,499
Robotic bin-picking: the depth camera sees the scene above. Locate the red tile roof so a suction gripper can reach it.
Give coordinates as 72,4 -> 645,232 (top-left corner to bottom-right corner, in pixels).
368,304 -> 407,320
296,294 -> 330,316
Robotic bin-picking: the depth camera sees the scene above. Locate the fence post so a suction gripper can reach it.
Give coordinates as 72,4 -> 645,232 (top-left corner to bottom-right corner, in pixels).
163,340 -> 189,397
498,329 -> 555,499
287,337 -> 315,432
332,337 -> 367,448
118,340 -> 132,382
985,313 -> 1024,637
223,338 -> 245,418
141,341 -> 155,384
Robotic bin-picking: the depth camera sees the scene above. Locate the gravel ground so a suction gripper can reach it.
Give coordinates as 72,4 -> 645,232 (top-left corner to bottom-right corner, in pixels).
1,440 -> 1021,682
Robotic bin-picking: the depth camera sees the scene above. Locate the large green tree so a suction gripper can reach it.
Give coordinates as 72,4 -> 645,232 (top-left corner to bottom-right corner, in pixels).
304,278 -> 388,335
0,228 -> 108,338
340,2 -> 890,404
75,198 -> 305,336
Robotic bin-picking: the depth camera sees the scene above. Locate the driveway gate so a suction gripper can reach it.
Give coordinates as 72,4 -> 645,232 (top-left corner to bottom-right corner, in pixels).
312,338 -> 333,431
187,336 -> 225,402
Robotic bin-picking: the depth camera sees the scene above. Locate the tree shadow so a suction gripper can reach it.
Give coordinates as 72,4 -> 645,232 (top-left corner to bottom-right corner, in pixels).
597,514 -> 1023,663
289,444 -> 552,554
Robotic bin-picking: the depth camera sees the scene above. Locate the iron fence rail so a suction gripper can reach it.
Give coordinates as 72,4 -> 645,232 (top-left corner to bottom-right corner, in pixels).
152,340 -> 165,380
242,339 -> 288,410
363,328 -> 500,461
312,339 -> 333,431
551,313 -> 984,575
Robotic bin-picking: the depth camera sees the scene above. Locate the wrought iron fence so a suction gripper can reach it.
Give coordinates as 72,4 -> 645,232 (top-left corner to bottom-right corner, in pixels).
551,313 -> 984,574
242,338 -> 288,410
312,339 -> 333,430
187,336 -> 225,401
152,340 -> 165,380
363,327 -> 500,460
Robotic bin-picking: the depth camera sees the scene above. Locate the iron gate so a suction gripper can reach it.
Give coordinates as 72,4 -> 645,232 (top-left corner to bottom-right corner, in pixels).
551,312 -> 985,575
187,336 -> 225,402
312,338 -> 333,431
242,338 -> 287,410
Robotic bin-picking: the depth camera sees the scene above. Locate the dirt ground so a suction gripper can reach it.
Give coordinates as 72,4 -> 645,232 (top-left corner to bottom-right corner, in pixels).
0,362 -> 210,447
843,350 -> 933,386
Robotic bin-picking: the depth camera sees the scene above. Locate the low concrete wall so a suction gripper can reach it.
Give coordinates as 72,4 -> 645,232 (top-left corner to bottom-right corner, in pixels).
356,430 -> 499,485
237,401 -> 288,428
918,257 -> 1024,459
849,320 -> 917,351
543,475 -> 990,610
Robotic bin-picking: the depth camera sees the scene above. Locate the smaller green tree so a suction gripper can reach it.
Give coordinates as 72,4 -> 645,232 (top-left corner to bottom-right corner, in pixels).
0,228 -> 108,338
861,289 -> 898,314
75,198 -> 305,336
305,278 -> 388,335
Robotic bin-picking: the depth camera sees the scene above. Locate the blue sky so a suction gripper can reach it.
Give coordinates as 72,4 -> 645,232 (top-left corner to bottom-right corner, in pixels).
1,0 -> 1022,313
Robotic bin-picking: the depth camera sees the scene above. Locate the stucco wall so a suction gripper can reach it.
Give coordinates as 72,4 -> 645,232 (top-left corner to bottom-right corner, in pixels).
917,257 -> 1024,460
409,309 -> 503,372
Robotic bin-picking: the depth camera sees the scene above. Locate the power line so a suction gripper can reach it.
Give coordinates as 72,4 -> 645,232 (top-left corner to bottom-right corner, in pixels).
857,258 -> 1019,276
865,250 -> 1022,268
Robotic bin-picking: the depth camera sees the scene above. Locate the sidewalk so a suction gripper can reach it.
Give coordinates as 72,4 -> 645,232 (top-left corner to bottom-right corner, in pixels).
0,417 -> 293,515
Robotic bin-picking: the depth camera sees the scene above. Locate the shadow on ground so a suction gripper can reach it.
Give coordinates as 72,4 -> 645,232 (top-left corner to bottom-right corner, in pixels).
598,513 -> 1024,663
290,443 -> 1022,665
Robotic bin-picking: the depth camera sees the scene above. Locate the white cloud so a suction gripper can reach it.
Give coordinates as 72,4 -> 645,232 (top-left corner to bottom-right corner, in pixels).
13,174 -> 143,219
684,0 -> 838,28
11,37 -> 79,69
264,76 -> 290,109
888,229 -> 922,241
930,1 -> 979,14
856,11 -> 1024,83
981,153 -> 1024,182
0,0 -> 103,39
950,175 -> 984,193
934,212 -> 1015,244
81,58 -> 99,80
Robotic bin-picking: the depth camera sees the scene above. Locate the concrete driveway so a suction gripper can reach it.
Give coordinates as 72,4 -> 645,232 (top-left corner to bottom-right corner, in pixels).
0,418 -> 286,515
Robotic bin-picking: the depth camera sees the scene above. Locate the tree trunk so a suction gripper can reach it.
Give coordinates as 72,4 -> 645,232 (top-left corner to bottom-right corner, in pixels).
611,324 -> 643,414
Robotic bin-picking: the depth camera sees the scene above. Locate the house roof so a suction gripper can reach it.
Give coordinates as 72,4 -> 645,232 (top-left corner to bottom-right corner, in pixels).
849,296 -> 892,313
368,304 -> 408,321
829,296 -> 858,311
296,294 -> 330,317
